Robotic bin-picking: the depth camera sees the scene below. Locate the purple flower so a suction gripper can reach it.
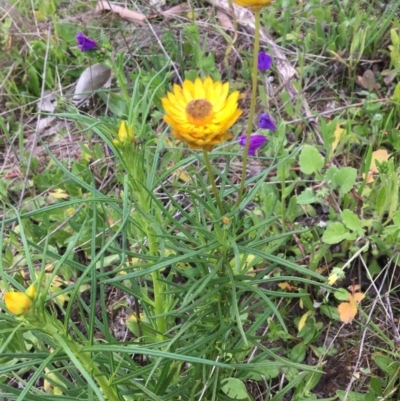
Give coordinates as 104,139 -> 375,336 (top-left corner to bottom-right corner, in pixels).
259,113 -> 276,131
76,32 -> 97,52
238,134 -> 267,156
258,52 -> 273,71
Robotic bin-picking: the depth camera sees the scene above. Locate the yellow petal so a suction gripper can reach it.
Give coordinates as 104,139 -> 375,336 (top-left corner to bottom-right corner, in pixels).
118,121 -> 134,142
161,77 -> 241,151
183,80 -> 195,100
5,292 -> 32,315
194,77 -> 206,98
233,0 -> 272,7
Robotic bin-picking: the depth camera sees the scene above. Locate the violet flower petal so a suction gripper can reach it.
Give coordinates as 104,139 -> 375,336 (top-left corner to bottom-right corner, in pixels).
76,32 -> 98,52
258,52 -> 273,71
258,113 -> 277,131
238,135 -> 247,146
238,134 -> 267,155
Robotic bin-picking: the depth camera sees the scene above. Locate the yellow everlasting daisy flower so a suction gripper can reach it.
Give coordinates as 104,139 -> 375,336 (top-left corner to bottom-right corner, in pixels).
233,0 -> 272,11
4,292 -> 32,315
161,77 -> 242,151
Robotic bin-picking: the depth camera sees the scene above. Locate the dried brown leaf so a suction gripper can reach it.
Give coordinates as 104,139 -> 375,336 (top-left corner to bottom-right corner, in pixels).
216,10 -> 234,31
161,3 -> 188,17
338,291 -> 365,324
95,1 -> 146,25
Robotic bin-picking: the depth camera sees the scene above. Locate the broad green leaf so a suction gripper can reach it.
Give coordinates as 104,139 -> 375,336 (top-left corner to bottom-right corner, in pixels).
391,28 -> 400,47
365,390 -> 378,401
320,305 -> 340,320
341,210 -> 364,235
369,376 -> 382,396
368,259 -> 381,277
296,188 -> 317,205
333,167 -> 357,196
246,365 -> 280,381
376,186 -> 387,216
289,342 -> 306,363
392,82 -> 400,114
334,288 -> 350,301
299,145 -> 324,175
324,166 -> 339,183
263,365 -> 280,380
393,210 -> 400,226
221,378 -> 249,400
322,222 -> 351,244
287,195 -> 298,223
27,66 -> 41,96
336,390 -> 368,401
373,354 -> 400,375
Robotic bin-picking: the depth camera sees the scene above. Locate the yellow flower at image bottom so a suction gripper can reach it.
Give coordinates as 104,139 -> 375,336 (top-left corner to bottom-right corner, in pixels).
4,292 -> 32,315
161,77 -> 242,151
233,0 -> 272,10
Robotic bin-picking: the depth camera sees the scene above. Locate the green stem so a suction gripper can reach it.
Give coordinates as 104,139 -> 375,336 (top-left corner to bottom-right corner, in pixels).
235,9 -> 262,208
125,155 -> 167,341
40,319 -> 120,401
138,190 -> 167,341
202,149 -> 225,216
115,68 -> 130,104
108,58 -> 130,104
280,160 -> 287,233
148,234 -> 167,340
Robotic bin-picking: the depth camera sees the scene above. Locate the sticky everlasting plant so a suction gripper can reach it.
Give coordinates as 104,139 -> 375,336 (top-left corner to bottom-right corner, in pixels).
162,76 -> 242,215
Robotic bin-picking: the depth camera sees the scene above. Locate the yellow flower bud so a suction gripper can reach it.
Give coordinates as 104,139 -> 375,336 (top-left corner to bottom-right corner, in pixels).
4,292 -> 32,315
222,216 -> 230,224
117,121 -> 134,143
327,273 -> 339,286
25,284 -> 37,300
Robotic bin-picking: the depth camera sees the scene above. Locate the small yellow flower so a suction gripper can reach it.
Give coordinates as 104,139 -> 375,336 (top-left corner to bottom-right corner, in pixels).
327,273 -> 339,286
222,216 -> 230,224
4,292 -> 32,315
65,207 -> 75,216
114,121 -> 134,146
25,284 -> 37,300
233,0 -> 272,10
161,77 -> 242,151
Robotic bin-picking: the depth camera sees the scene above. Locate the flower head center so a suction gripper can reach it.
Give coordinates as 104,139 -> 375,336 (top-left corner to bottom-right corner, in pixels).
186,99 -> 213,126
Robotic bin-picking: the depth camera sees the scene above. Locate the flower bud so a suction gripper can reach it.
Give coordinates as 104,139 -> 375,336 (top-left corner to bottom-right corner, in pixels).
4,292 -> 32,315
118,121 -> 134,143
25,284 -> 37,300
222,216 -> 230,224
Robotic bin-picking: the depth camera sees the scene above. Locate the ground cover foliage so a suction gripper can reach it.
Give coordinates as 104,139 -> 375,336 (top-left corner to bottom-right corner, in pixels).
1,0 -> 400,400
